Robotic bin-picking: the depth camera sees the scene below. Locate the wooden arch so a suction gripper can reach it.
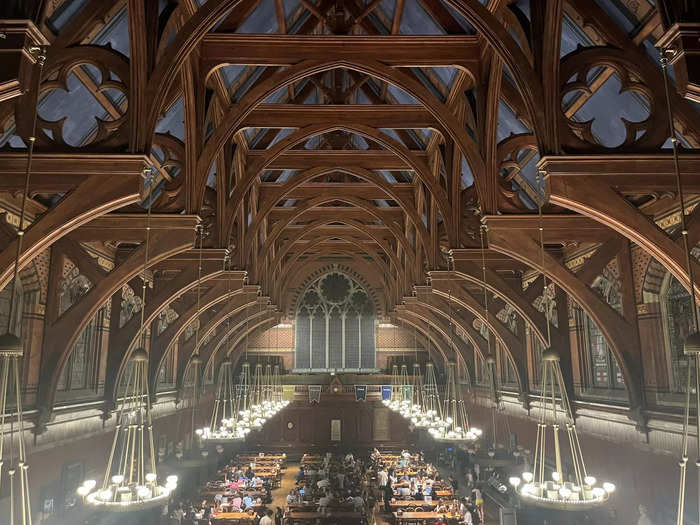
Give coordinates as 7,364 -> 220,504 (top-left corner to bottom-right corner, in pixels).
245,164 -> 432,263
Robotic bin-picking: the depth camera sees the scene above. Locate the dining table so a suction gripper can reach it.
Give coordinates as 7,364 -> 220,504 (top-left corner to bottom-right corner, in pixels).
392,511 -> 459,524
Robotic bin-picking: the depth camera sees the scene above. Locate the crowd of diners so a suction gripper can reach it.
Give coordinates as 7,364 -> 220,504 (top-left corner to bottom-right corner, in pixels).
161,448 -> 487,524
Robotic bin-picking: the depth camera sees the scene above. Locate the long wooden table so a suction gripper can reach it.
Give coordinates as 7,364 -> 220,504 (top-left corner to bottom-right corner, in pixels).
211,511 -> 255,523
284,511 -> 362,524
392,511 -> 459,524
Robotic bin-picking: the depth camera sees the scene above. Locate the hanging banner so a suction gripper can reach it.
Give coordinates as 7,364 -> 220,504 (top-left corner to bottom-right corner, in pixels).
283,385 -> 295,401
381,385 -> 393,400
355,385 -> 367,401
309,385 -> 322,404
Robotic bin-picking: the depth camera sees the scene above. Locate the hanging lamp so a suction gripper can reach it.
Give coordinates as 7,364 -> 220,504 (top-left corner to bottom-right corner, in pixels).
0,45 -> 45,525
406,326 -> 426,425
659,48 -> 700,525
199,253 -> 244,442
509,173 -> 613,509
397,363 -> 413,419
467,224 -> 517,466
80,172 -> 177,510
420,360 -> 443,431
188,224 -> 208,460
430,266 -> 481,442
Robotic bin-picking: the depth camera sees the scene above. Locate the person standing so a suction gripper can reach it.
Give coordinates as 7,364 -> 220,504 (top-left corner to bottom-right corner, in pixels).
260,509 -> 274,525
382,481 -> 394,513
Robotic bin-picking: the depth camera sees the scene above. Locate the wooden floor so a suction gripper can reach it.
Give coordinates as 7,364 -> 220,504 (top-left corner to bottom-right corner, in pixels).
271,462 -> 496,525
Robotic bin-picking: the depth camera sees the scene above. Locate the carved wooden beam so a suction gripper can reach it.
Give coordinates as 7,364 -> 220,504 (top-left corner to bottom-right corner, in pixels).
483,214 -> 619,243
657,24 -> 700,102
148,284 -> 260,398
543,155 -> 700,298
0,20 -> 48,103
0,171 -> 145,291
245,150 -> 429,170
241,104 -> 439,130
201,34 -> 480,69
484,220 -> 645,418
38,215 -> 198,418
0,153 -> 149,192
540,154 -> 700,193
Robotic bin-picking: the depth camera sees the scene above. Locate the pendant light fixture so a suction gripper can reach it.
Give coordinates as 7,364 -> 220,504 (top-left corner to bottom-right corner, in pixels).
509,174 -> 613,509
397,362 -> 412,418
407,326 -> 425,425
200,254 -> 247,442
430,264 -> 481,442
0,44 -> 45,525
660,48 -> 700,525
80,172 -> 177,510
189,224 -> 207,460
468,224 -> 516,466
421,360 -> 443,431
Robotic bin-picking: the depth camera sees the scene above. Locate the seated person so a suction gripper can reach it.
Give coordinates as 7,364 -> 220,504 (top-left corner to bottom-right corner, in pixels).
352,494 -> 364,511
296,468 -> 305,483
317,491 -> 333,509
241,494 -> 254,509
435,500 -> 449,513
398,486 -> 411,497
317,478 -> 330,489
231,496 -> 242,511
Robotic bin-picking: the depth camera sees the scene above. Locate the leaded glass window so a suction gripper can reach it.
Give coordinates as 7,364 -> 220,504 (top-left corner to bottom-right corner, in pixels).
294,272 -> 375,371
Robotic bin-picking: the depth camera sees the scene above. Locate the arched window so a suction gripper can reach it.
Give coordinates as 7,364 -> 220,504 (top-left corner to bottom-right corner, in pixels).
661,275 -> 696,393
294,272 -> 375,372
572,305 -> 625,398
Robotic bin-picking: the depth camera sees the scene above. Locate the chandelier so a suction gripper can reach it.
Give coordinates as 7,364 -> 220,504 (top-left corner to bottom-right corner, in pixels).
415,361 -> 443,429
383,364 -> 402,411
0,44 -> 45,525
79,173 -> 176,510
199,358 -> 248,442
79,349 -> 177,510
430,361 -> 481,442
509,174 -> 613,510
396,363 -> 413,418
467,354 -> 518,467
272,364 -> 289,411
509,349 -> 614,508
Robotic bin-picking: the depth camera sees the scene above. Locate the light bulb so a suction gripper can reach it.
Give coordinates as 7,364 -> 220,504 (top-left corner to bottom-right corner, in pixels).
509,477 -> 521,487
602,482 -> 615,493
83,479 -> 97,490
167,475 -> 178,484
137,486 -> 150,498
522,472 -> 533,483
551,472 -> 560,482
583,476 -> 596,486
146,473 -> 157,483
77,486 -> 90,496
111,475 -> 124,485
559,487 -> 572,499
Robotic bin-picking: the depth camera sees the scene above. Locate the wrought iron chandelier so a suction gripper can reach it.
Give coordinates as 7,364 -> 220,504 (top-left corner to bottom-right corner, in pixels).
429,266 -> 481,442
509,173 -> 613,510
79,172 -> 177,511
430,361 -> 481,442
416,361 -> 443,430
199,358 -> 248,442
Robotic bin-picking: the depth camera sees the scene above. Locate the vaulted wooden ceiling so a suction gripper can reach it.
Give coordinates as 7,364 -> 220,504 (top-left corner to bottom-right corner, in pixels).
0,0 -> 699,423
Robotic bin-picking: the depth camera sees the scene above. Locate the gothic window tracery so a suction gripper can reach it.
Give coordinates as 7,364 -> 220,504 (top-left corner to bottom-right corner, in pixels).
294,271 -> 375,371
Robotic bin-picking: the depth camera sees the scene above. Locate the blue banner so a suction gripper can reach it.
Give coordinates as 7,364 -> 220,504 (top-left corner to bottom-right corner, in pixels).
381,385 -> 393,400
355,385 -> 367,401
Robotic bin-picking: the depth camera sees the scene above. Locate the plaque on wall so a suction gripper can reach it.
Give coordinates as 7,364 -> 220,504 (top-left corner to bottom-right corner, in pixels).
331,419 -> 341,441
373,407 -> 391,441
